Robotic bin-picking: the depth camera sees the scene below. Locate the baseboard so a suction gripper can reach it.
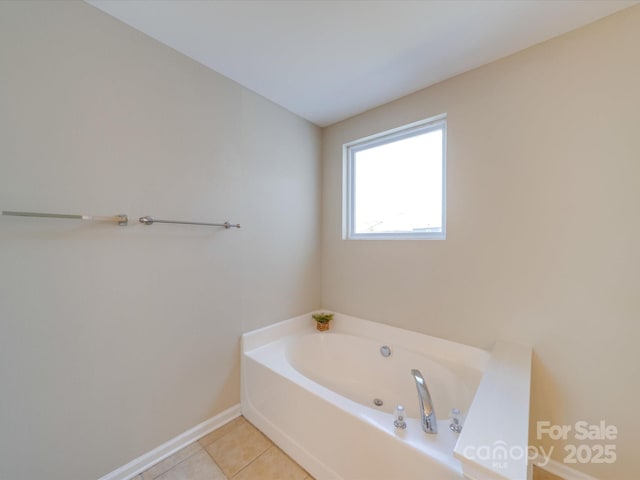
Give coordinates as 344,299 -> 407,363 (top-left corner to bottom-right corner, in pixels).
535,459 -> 600,480
97,404 -> 241,480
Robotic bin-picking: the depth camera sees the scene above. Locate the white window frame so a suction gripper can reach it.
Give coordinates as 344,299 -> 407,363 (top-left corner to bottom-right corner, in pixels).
343,114 -> 447,240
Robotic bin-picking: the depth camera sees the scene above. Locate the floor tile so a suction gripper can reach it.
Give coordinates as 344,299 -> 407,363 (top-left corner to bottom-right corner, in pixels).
198,416 -> 247,448
233,446 -> 307,480
141,442 -> 202,480
205,419 -> 272,477
154,449 -> 226,480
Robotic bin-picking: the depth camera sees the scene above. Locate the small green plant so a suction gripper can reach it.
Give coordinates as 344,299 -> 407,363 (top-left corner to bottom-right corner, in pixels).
312,312 -> 334,324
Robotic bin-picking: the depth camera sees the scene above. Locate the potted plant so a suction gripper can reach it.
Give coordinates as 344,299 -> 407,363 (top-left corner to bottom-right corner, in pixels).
312,312 -> 334,331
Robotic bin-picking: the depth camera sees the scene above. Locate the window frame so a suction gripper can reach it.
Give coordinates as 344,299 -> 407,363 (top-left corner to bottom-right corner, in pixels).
343,114 -> 447,240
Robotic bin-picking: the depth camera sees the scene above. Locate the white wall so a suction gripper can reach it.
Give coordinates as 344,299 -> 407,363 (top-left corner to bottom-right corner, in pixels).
322,6 -> 640,480
0,2 -> 320,479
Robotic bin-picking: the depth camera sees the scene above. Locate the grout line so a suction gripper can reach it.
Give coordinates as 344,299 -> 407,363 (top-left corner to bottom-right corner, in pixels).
200,417 -> 244,449
144,442 -> 203,480
228,444 -> 274,479
201,448 -> 226,479
200,417 -> 274,479
199,415 -> 308,480
197,417 -> 311,480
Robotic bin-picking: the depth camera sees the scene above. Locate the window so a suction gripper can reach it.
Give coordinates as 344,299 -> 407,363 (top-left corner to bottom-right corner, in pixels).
343,114 -> 446,240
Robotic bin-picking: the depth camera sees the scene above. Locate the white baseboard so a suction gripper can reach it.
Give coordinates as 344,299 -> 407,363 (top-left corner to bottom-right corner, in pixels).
536,459 -> 600,480
98,404 -> 241,480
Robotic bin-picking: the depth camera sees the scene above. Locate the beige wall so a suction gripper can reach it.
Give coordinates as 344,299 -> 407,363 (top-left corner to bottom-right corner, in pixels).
322,6 -> 640,480
0,2 -> 320,479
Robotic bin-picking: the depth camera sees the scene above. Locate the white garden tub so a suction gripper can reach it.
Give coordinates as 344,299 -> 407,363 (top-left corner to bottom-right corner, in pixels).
241,312 -> 531,480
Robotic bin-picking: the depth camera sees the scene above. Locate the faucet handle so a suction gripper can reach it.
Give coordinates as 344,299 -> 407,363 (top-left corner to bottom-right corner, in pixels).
450,408 -> 463,433
394,404 -> 407,429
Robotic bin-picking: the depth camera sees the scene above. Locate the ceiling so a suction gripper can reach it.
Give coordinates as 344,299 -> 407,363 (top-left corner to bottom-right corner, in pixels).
86,0 -> 637,127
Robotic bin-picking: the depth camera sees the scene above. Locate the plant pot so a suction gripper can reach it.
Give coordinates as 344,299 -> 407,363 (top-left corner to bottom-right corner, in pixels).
316,321 -> 330,331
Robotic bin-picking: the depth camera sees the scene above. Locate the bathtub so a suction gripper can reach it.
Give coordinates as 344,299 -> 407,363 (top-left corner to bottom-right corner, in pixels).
241,312 -> 531,480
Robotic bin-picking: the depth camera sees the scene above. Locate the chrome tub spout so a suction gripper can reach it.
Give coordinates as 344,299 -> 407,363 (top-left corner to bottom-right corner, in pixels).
411,369 -> 438,434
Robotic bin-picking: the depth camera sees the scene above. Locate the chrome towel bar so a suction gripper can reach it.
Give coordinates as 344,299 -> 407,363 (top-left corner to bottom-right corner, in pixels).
2,210 -> 128,225
1,211 -> 241,229
138,216 -> 240,229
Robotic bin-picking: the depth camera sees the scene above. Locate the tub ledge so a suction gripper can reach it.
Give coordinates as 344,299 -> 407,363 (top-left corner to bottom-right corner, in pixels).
453,341 -> 532,480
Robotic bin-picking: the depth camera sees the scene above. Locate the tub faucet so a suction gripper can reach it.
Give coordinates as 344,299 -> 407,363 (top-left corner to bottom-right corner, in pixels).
411,369 -> 438,434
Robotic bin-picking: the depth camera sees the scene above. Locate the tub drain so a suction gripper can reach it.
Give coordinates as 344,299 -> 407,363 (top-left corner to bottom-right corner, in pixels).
373,398 -> 384,407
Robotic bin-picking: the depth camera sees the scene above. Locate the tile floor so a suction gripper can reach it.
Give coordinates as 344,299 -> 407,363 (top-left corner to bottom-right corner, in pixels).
133,416 -> 312,480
